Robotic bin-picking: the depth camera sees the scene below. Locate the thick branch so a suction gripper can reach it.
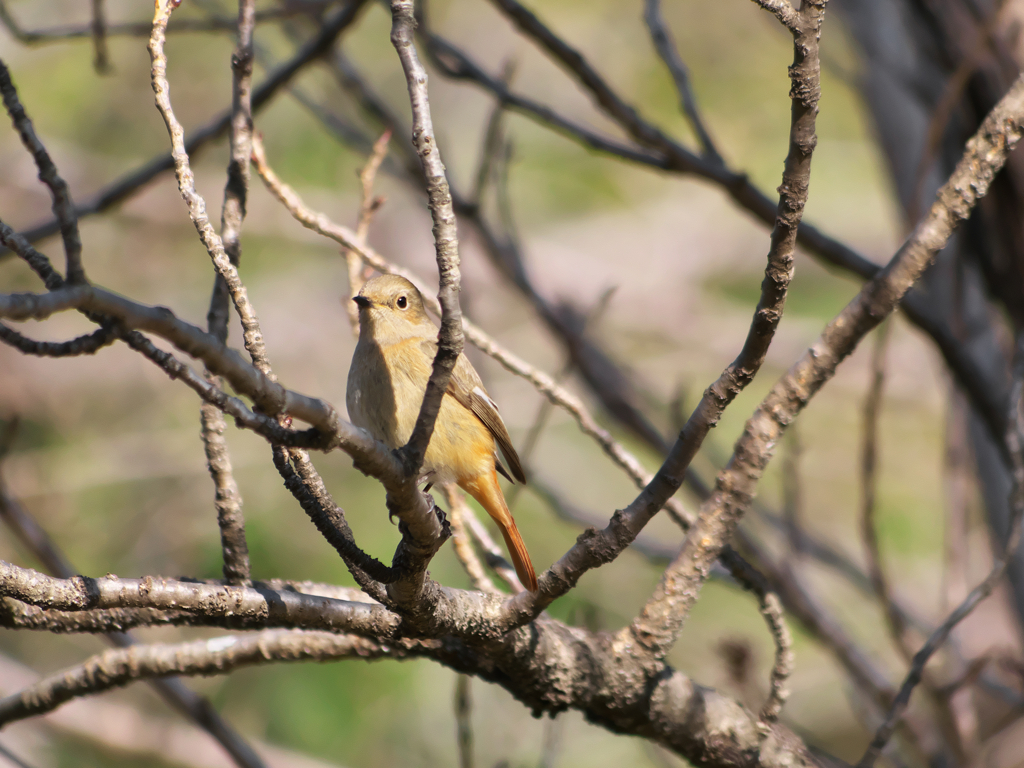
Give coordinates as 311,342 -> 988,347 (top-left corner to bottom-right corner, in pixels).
0,562 -> 397,637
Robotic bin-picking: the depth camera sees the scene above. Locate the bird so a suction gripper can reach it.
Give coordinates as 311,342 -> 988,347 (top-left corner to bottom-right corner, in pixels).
346,274 -> 537,592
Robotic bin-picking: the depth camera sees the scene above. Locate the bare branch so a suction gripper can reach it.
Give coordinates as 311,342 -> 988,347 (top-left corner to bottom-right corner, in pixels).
0,629 -> 392,726
344,129 -> 391,333
0,579 -> 375,634
621,0 -> 828,658
643,0 -> 721,162
3,0 -> 371,256
0,322 -> 117,356
273,447 -> 394,601
388,0 -> 464,480
750,0 -> 800,31
455,675 -> 473,768
0,3 -> 298,43
0,561 -> 397,637
90,0 -> 110,73
200,0 -> 259,587
0,58 -> 84,283
201,401 -> 250,585
719,551 -> 794,730
856,333 -> 1024,766
148,1 -> 271,377
629,69 -> 1024,670
859,321 -> 914,659
443,484 -> 499,594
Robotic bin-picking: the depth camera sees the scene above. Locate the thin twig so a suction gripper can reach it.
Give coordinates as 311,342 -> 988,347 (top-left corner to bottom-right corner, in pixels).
859,320 -> 913,658
344,129 -> 391,333
0,629 -> 391,725
642,0 -> 721,162
90,0 -> 110,73
718,550 -> 794,730
443,484 -> 498,594
0,58 -> 85,284
455,674 -> 473,768
0,3 -> 298,43
856,333 -> 1024,767
274,447 -> 393,601
4,0 -> 370,256
388,0 -> 464,479
0,322 -> 117,356
149,2 -> 272,377
201,0 -> 258,587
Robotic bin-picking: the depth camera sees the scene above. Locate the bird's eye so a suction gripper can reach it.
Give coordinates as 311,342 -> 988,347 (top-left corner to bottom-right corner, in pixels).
396,295 -> 408,309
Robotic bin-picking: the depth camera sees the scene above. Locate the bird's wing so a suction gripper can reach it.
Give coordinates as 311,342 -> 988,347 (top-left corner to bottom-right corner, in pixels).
420,340 -> 527,484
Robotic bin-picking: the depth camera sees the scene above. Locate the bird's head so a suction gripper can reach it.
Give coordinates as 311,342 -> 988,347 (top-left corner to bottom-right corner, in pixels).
353,274 -> 433,344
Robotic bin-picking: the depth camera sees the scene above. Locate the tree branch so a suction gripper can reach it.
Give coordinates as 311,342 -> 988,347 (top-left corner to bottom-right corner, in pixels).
0,629 -> 393,726
631,69 -> 1024,668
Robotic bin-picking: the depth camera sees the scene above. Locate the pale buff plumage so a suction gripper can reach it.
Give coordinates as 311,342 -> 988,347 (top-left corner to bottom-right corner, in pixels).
346,274 -> 537,592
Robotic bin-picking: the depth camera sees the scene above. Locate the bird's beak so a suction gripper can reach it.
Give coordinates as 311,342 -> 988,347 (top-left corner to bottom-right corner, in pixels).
353,295 -> 372,309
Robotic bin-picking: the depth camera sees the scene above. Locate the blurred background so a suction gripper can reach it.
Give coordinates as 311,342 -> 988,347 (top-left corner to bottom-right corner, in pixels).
1,0 -> 1022,766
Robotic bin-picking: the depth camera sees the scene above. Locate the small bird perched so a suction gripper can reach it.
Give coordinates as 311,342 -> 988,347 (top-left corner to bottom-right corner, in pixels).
346,274 -> 537,592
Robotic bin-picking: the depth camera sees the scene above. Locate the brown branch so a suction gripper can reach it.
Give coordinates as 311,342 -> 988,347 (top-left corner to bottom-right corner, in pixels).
0,3 -> 299,42
0,579 -> 376,634
859,321 -> 914,659
149,2 -> 272,377
719,551 -> 794,730
201,401 -> 250,585
272,447 -> 393,601
618,0 -> 827,659
442,484 -> 499,594
3,0 -> 370,256
200,0 -> 258,587
629,69 -> 1024,672
642,0 -> 721,162
0,58 -> 84,284
856,333 -> 1024,766
90,0 -> 110,73
388,0 -> 464,480
0,629 -> 393,726
455,675 -> 474,768
0,561 -> 397,637
425,8 -> 1008,455
343,129 -> 391,333
0,322 -> 117,356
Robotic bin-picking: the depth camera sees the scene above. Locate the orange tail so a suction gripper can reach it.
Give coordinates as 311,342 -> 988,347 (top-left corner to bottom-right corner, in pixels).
458,470 -> 538,592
